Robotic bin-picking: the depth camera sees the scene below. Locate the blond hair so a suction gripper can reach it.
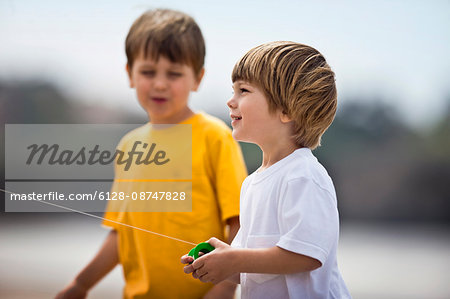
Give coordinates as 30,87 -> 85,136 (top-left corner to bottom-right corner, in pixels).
125,9 -> 205,75
232,41 -> 337,149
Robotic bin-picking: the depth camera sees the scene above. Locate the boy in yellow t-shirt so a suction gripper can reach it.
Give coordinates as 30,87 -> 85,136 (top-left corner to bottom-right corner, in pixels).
56,9 -> 247,299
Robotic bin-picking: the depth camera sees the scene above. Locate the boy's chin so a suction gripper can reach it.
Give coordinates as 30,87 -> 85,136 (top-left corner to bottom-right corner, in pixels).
231,131 -> 240,140
231,132 -> 249,143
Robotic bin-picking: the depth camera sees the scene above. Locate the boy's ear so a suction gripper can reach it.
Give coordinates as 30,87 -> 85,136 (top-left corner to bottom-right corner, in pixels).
280,111 -> 292,123
192,68 -> 205,92
126,64 -> 134,88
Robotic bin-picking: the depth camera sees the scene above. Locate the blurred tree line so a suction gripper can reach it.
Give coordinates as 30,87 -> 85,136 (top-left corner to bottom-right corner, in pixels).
1,80 -> 449,223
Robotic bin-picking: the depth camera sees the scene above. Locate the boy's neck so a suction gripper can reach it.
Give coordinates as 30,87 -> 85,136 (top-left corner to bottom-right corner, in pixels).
259,139 -> 299,172
149,108 -> 195,125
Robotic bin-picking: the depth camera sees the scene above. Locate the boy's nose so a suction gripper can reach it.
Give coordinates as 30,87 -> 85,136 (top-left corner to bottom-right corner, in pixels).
227,97 -> 237,109
153,76 -> 168,91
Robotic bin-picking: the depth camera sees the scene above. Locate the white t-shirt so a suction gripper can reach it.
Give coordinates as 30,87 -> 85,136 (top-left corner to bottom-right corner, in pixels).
232,148 -> 351,299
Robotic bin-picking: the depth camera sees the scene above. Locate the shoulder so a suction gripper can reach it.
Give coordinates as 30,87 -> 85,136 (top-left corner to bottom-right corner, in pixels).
116,124 -> 151,150
193,113 -> 235,144
194,113 -> 232,135
283,149 -> 335,195
241,172 -> 255,188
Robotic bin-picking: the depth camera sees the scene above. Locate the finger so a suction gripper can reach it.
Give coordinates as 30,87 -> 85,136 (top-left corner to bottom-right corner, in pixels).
195,267 -> 207,277
181,254 -> 194,264
192,270 -> 200,279
199,273 -> 209,283
184,264 -> 194,274
192,257 -> 204,270
207,237 -> 221,248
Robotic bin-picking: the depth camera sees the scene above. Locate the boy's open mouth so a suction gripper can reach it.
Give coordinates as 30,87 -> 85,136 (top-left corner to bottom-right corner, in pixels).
230,114 -> 242,120
152,97 -> 168,103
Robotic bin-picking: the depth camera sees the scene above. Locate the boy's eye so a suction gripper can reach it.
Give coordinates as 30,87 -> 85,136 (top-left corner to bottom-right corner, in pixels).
141,70 -> 155,76
240,88 -> 249,93
168,72 -> 183,78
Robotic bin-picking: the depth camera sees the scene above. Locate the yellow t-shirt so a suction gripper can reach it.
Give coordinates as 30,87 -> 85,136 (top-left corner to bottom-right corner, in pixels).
103,113 -> 247,299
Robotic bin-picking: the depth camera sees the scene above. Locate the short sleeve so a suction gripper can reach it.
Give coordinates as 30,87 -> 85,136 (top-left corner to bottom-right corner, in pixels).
230,228 -> 243,248
101,180 -> 125,230
276,177 -> 339,265
102,137 -> 128,230
214,131 -> 247,223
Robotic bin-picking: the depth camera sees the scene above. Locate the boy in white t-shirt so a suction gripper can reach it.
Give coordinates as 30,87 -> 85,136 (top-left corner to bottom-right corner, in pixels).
182,41 -> 351,298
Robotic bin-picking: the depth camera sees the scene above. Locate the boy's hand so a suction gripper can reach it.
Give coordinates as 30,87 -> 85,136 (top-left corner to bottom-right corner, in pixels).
180,254 -> 195,267
181,251 -> 201,277
55,280 -> 87,299
182,237 -> 237,284
180,244 -> 210,275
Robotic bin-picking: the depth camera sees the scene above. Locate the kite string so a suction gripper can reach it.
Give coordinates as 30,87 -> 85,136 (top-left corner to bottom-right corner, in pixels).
0,188 -> 197,246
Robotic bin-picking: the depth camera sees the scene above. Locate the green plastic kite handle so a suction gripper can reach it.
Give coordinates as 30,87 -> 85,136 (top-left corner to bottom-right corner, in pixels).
188,242 -> 215,261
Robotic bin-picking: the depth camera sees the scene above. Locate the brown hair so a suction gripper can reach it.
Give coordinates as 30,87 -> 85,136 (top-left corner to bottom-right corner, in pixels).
125,9 -> 205,75
232,41 -> 337,149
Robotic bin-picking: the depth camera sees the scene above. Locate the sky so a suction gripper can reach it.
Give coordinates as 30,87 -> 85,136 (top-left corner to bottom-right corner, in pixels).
1,0 -> 449,128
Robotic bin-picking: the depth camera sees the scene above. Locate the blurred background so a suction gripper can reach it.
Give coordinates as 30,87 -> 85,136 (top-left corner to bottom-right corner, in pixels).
1,0 -> 449,298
